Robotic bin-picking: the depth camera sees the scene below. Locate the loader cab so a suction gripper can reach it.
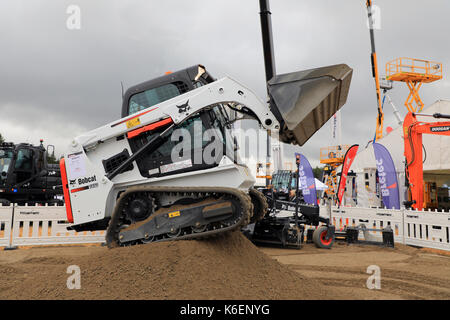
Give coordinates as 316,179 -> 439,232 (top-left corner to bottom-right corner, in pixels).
271,170 -> 297,201
127,104 -> 238,179
4,143 -> 46,186
13,145 -> 35,184
0,142 -> 60,188
121,65 -> 215,118
121,65 -> 243,178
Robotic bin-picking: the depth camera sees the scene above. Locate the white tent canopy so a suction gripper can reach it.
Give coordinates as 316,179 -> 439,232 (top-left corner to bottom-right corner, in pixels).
314,178 -> 328,191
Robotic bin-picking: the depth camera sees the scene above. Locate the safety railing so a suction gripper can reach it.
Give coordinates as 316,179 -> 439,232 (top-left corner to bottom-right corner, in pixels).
319,205 -> 450,251
0,204 -> 14,248
1,204 -> 105,248
386,58 -> 442,82
1,203 -> 449,251
319,145 -> 349,164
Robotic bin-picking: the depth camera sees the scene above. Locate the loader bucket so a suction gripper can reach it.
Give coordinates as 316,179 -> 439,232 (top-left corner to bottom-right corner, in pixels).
268,64 -> 353,146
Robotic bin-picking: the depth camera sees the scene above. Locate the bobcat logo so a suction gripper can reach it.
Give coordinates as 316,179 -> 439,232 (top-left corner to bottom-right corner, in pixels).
176,100 -> 190,113
69,179 -> 76,186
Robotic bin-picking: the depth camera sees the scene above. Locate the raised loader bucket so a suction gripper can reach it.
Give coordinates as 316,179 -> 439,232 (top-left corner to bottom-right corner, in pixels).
268,64 -> 353,146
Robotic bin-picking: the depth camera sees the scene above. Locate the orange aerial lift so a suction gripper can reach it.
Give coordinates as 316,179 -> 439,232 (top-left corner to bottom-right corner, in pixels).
320,145 -> 349,198
318,1 -> 382,197
403,112 -> 450,211
365,0 -> 384,141
386,58 -> 443,113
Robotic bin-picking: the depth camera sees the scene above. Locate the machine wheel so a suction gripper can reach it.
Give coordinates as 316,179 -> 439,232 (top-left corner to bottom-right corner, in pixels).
313,226 -> 334,249
249,189 -> 269,223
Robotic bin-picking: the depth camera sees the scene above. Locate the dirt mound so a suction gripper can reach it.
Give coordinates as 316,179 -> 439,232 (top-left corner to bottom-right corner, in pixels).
0,232 -> 332,300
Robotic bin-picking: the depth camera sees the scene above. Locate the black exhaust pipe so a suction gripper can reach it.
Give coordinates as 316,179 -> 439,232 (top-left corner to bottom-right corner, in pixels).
259,0 -> 276,85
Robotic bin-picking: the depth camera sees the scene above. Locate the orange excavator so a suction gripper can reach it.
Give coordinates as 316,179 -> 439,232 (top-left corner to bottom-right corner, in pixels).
403,112 -> 450,210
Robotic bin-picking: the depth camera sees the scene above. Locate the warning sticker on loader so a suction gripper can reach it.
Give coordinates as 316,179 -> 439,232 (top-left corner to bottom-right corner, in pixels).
67,152 -> 86,179
160,159 -> 192,173
168,211 -> 181,218
126,117 -> 141,129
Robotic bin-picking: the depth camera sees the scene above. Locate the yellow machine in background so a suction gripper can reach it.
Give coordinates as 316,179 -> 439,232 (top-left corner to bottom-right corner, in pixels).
320,145 -> 349,197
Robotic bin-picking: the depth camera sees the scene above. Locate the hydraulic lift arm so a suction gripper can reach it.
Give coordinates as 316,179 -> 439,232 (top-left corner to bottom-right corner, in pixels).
403,112 -> 450,210
365,0 -> 384,141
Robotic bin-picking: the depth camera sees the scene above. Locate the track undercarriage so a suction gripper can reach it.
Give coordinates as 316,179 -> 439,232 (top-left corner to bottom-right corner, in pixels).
106,186 -> 268,248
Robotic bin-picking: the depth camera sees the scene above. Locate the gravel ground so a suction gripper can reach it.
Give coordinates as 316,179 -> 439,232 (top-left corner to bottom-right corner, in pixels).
0,232 -> 449,300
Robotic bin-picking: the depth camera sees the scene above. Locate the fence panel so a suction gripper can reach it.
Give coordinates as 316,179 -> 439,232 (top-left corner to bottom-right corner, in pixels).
320,206 -> 405,244
11,205 -> 105,246
0,204 -> 14,248
403,209 -> 450,251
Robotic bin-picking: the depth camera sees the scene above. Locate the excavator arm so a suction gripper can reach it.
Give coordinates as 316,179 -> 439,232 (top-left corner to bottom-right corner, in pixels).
403,112 -> 450,210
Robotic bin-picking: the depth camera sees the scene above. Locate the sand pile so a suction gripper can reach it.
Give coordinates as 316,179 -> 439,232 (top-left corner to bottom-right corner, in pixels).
0,232 -> 332,300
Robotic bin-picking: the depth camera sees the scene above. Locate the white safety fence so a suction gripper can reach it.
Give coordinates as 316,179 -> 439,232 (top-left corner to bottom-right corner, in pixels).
403,209 -> 450,251
0,205 -> 14,247
2,203 -> 449,251
1,204 -> 105,248
319,205 -> 450,251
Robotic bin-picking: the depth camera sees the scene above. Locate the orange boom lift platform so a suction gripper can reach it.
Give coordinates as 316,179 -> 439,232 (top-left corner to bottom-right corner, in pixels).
386,58 -> 442,113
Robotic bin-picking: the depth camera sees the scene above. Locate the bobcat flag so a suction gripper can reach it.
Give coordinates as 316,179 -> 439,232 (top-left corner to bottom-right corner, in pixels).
336,144 -> 359,206
373,143 -> 400,209
295,153 -> 317,205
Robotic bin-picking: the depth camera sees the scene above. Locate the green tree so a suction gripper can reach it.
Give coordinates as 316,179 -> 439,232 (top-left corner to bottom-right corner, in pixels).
0,133 -> 4,144
47,150 -> 58,164
313,166 -> 324,180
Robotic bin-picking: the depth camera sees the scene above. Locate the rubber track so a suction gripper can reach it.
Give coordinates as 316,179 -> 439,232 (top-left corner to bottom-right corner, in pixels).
249,188 -> 269,223
106,186 -> 253,248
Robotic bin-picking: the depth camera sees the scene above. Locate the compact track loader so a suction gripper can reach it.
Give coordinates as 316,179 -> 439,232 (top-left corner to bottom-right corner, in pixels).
60,64 -> 352,247
60,1 -> 352,248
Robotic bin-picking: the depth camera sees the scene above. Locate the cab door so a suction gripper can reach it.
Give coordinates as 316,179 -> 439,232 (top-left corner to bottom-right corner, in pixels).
13,148 -> 35,186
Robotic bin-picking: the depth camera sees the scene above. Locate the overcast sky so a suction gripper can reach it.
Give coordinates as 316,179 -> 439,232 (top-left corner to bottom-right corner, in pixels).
1,0 -> 449,167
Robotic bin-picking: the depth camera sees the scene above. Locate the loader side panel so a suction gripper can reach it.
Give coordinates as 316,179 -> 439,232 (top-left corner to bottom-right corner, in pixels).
63,149 -> 115,225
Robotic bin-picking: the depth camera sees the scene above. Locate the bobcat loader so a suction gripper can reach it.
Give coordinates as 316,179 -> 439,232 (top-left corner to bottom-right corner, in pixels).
60,64 -> 352,247
60,2 -> 352,248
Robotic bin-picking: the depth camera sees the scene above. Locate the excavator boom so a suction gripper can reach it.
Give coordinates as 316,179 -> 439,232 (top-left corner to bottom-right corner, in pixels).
403,112 -> 450,210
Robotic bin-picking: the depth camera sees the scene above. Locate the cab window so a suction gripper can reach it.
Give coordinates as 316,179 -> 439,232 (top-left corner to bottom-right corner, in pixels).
128,82 -> 189,115
15,149 -> 33,171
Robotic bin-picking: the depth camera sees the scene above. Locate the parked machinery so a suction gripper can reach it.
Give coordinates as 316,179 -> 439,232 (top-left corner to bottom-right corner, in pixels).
0,141 -> 62,205
258,170 -> 298,208
246,163 -> 335,249
403,112 -> 450,210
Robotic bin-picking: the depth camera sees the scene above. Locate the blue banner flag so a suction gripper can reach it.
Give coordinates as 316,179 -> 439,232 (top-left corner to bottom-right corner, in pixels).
373,142 -> 400,209
295,153 -> 317,205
